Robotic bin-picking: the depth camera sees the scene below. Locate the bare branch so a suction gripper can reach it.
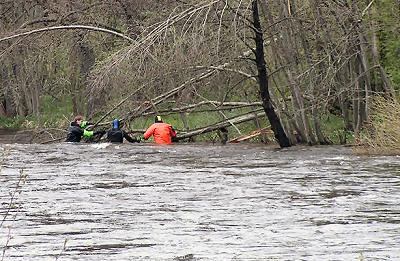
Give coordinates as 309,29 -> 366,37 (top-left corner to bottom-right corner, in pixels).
0,25 -> 134,44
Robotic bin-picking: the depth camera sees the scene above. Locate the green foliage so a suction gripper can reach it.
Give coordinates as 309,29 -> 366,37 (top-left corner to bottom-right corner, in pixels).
321,114 -> 354,144
384,40 -> 400,88
0,95 -> 73,129
0,116 -> 26,129
36,95 -> 74,128
375,0 -> 400,90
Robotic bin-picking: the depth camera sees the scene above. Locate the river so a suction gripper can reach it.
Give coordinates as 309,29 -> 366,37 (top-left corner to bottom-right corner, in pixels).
1,143 -> 399,260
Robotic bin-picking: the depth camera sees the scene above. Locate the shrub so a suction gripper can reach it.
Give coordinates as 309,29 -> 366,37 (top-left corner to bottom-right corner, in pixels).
355,97 -> 400,155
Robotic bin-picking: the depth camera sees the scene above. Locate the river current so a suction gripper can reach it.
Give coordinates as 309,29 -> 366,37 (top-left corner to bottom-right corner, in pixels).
1,143 -> 399,260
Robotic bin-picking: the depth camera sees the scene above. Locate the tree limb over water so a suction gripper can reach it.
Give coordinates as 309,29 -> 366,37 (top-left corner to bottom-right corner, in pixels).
0,25 -> 134,44
176,110 -> 266,141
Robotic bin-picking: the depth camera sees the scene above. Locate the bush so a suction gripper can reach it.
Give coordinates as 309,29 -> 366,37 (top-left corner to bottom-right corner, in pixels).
355,97 -> 400,154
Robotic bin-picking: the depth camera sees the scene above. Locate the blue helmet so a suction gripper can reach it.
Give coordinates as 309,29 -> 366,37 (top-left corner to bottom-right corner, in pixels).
112,119 -> 119,129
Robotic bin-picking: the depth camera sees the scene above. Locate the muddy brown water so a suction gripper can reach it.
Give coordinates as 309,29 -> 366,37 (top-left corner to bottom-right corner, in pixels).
1,142 -> 399,260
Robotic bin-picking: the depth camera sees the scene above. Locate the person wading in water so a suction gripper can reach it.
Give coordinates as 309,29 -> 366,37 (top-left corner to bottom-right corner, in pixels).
66,115 -> 105,142
106,119 -> 141,143
143,116 -> 177,145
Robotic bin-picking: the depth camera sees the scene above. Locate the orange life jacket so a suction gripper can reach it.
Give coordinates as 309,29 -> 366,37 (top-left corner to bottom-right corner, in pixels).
143,123 -> 176,144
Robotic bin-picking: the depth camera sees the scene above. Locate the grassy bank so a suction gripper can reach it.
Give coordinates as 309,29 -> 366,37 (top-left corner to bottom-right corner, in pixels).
0,96 -> 73,130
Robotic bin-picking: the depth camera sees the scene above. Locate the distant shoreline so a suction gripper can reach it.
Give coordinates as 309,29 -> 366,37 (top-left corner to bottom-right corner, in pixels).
0,128 -> 36,144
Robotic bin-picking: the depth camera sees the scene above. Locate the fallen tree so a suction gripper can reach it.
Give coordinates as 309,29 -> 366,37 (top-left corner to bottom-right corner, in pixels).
228,127 -> 272,143
175,110 -> 266,141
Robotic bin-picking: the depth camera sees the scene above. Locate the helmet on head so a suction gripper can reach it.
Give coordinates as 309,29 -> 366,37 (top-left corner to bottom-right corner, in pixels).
155,115 -> 163,123
112,119 -> 120,129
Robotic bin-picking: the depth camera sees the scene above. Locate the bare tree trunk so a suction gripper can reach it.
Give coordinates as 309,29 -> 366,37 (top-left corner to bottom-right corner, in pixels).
303,0 -> 331,145
0,63 -> 16,116
282,1 -> 316,145
369,4 -> 395,96
261,1 -> 311,144
340,91 -> 353,131
282,118 -> 297,144
12,49 -> 28,116
337,60 -> 353,131
311,104 -> 331,145
270,63 -> 299,144
28,56 -> 43,116
287,72 -> 315,144
174,92 -> 193,141
356,57 -> 368,126
352,62 -> 362,136
252,0 -> 290,148
357,32 -> 371,122
31,80 -> 40,116
69,32 -> 95,116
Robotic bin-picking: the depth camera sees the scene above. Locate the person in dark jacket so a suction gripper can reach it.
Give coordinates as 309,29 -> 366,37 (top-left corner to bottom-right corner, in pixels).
106,119 -> 140,143
66,115 -> 105,142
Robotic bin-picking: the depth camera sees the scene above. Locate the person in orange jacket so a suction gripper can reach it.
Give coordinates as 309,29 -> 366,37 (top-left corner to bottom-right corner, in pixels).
143,116 -> 177,144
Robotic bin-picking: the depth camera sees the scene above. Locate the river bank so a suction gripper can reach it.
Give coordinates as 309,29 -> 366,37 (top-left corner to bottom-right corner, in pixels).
0,128 -> 35,144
